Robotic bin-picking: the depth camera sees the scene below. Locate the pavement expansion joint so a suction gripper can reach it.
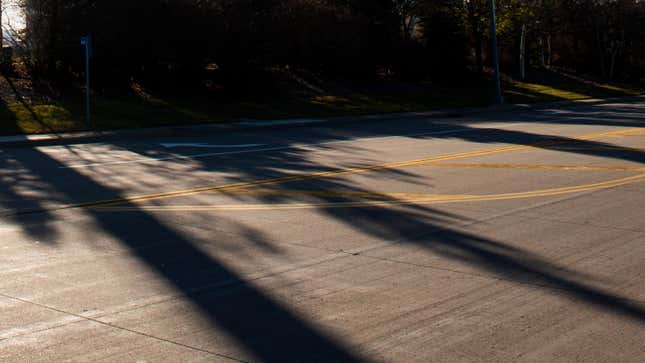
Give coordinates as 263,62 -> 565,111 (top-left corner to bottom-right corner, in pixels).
2,108 -> 645,362
0,291 -> 245,361
356,251 -> 645,308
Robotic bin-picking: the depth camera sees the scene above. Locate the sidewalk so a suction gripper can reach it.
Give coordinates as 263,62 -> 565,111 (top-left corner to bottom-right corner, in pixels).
1,94 -> 643,148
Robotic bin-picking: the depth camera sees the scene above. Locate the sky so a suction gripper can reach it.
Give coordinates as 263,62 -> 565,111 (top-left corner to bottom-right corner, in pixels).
2,1 -> 26,43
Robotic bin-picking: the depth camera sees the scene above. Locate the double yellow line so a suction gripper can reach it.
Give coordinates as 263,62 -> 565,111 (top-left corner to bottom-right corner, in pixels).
91,127 -> 643,206
3,127 -> 642,217
98,172 -> 645,212
417,162 -> 645,172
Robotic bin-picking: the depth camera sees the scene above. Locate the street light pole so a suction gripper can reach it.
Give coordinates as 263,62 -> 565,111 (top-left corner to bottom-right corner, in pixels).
489,0 -> 503,104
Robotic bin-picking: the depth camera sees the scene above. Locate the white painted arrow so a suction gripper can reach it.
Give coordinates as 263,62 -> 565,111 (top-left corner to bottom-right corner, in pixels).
161,142 -> 264,148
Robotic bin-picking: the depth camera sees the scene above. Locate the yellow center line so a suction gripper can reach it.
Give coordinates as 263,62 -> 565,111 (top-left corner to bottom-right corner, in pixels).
87,127 -> 641,205
3,127 -> 642,217
207,189 -> 473,200
418,163 -> 645,172
549,146 -> 644,151
96,173 -> 645,212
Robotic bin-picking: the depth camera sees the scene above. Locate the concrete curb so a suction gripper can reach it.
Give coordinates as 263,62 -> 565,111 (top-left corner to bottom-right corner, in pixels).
1,94 -> 643,148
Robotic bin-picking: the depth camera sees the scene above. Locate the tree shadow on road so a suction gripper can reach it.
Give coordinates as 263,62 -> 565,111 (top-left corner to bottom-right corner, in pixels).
0,98 -> 64,242
0,146 -> 368,362
1,102 -> 644,360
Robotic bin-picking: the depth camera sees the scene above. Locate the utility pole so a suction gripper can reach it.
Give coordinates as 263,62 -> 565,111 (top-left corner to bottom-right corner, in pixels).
489,0 -> 503,104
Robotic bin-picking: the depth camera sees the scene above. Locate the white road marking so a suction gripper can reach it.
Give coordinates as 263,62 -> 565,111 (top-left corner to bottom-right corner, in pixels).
58,127 -> 481,169
238,118 -> 326,126
160,143 -> 264,148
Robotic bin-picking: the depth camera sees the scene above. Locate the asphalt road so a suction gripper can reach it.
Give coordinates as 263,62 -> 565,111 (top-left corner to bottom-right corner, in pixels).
1,100 -> 644,362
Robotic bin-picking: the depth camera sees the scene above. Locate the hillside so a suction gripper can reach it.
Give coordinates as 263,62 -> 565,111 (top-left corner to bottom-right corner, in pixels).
0,64 -> 642,135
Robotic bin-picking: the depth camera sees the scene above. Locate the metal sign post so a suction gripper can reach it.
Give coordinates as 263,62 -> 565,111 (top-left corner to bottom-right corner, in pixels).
489,0 -> 503,104
81,35 -> 93,129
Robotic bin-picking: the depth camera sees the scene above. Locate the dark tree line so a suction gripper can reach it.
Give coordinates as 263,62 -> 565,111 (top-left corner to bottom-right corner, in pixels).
17,0 -> 645,88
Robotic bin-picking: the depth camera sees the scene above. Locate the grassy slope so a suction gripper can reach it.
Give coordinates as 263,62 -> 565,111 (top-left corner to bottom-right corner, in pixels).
0,68 -> 642,135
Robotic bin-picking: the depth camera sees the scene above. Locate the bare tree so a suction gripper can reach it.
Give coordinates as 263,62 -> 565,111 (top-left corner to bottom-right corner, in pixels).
1,0 -> 4,50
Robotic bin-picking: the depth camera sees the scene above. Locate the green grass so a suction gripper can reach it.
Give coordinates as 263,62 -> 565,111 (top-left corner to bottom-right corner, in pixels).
1,70 -> 642,135
0,102 -> 79,134
503,72 -> 643,104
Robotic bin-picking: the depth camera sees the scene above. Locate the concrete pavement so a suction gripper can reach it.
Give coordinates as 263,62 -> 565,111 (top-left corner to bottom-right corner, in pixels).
0,100 -> 644,362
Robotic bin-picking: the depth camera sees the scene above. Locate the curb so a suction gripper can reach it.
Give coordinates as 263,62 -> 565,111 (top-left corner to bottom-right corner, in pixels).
1,94 -> 643,148
0,110 -> 458,148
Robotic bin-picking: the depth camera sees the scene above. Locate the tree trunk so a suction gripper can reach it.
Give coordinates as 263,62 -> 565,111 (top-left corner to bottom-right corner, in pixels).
594,21 -> 607,78
468,3 -> 484,74
546,35 -> 552,68
519,24 -> 526,80
539,37 -> 546,68
0,0 -> 3,50
474,30 -> 483,73
609,44 -> 619,79
47,0 -> 60,73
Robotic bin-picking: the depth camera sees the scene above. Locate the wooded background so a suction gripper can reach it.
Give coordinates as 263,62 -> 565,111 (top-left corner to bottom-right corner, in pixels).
13,0 -> 645,88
